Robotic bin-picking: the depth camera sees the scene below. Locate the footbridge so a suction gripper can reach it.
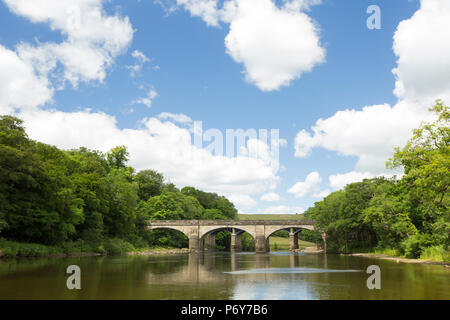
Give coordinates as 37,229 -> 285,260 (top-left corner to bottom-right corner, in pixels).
147,220 -> 324,253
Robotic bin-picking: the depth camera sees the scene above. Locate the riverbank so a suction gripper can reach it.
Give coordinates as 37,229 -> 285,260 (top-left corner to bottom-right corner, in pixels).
126,248 -> 191,255
298,246 -> 324,253
344,252 -> 450,266
0,239 -> 192,259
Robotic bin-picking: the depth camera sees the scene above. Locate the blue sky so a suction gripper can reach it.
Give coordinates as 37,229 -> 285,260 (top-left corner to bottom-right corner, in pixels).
1,0 -> 448,214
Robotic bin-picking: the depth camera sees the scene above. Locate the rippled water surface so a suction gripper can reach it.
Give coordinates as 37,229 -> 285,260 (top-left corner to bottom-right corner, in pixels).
0,252 -> 448,299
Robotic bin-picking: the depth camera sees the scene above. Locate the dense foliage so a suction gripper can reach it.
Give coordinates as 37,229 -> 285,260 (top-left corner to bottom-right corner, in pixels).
0,116 -> 238,252
305,102 -> 449,260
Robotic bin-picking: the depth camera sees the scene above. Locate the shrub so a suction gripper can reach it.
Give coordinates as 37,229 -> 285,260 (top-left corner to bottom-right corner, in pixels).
104,238 -> 135,255
0,239 -> 60,257
420,245 -> 450,262
400,234 -> 435,259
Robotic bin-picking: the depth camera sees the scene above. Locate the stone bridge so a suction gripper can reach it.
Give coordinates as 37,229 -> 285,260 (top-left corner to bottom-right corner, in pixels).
147,220 -> 324,253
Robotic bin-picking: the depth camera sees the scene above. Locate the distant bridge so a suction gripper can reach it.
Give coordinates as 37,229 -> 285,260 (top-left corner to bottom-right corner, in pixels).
147,220 -> 325,253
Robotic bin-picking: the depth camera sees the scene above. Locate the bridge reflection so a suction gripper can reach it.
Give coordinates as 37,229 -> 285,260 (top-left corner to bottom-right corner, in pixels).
143,252 -> 325,285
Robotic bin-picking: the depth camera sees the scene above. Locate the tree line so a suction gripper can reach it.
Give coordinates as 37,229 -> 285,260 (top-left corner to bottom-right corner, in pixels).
0,115 -> 240,253
304,101 -> 449,260
0,101 -> 448,258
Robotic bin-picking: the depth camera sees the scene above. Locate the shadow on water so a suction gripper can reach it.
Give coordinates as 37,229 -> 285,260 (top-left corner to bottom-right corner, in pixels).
0,251 -> 449,299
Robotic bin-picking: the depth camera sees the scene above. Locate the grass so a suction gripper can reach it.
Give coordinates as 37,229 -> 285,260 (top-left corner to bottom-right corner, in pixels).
372,247 -> 401,257
269,236 -> 315,251
0,239 -> 62,258
359,246 -> 449,263
419,246 -> 450,262
238,214 -> 306,220
0,238 -> 131,258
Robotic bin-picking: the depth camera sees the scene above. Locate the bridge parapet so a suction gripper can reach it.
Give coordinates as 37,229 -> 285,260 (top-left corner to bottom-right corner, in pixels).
147,219 -> 315,226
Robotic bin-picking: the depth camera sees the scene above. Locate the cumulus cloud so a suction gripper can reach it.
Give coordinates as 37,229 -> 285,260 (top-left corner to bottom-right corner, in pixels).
260,192 -> 281,202
224,0 -> 325,91
287,171 -> 322,198
311,189 -> 330,198
0,45 -> 53,114
4,0 -> 134,88
228,194 -> 257,209
328,171 -> 376,191
0,1 -> 282,213
11,108 -> 279,211
173,0 -> 325,91
294,0 -> 450,178
294,101 -> 433,173
393,0 -> 450,102
176,0 -> 222,26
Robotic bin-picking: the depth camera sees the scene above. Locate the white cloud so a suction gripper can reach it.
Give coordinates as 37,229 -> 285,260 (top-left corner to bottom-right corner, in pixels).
0,1 -> 281,213
287,171 -> 322,198
158,112 -> 193,124
224,0 -> 325,91
311,189 -> 330,198
132,88 -> 158,108
0,45 -> 53,114
294,101 -> 433,173
294,0 -> 450,175
12,108 -> 279,212
283,0 -> 323,12
228,194 -> 257,209
328,171 -> 376,191
393,0 -> 450,102
4,0 -> 134,88
173,0 -> 325,91
127,50 -> 150,76
260,192 -> 281,202
176,0 -> 221,26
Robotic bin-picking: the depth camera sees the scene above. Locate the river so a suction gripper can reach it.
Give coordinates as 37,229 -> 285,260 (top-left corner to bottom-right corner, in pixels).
0,252 -> 448,299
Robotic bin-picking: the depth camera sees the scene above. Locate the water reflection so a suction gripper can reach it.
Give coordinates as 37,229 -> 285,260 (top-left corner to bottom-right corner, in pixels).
0,252 -> 448,299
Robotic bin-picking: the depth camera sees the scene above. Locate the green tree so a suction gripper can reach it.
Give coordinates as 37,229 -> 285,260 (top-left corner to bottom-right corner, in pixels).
134,169 -> 164,201
106,146 -> 129,170
388,100 -> 449,250
66,147 -> 110,245
0,116 -> 84,244
103,168 -> 138,238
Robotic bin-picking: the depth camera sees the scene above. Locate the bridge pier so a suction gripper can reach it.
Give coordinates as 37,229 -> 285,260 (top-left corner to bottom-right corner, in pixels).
189,234 -> 200,252
289,228 -> 299,251
256,235 -> 267,253
231,228 -> 242,252
321,232 -> 327,253
204,233 -> 216,251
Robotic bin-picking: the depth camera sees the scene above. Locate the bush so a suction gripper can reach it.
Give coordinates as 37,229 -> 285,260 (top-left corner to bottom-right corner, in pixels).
400,234 -> 434,259
104,238 -> 135,255
0,239 -> 60,257
420,245 -> 450,262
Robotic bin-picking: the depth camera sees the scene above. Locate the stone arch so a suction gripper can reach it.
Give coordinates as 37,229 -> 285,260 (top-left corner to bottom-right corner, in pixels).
199,226 -> 256,252
148,226 -> 190,238
199,226 -> 256,239
264,225 -> 314,239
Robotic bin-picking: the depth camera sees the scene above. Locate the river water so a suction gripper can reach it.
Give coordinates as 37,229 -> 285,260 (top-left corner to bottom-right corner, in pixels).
0,252 -> 448,299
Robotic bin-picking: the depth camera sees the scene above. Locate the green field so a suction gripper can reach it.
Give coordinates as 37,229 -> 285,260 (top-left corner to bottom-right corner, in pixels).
269,237 -> 315,251
238,214 -> 305,220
